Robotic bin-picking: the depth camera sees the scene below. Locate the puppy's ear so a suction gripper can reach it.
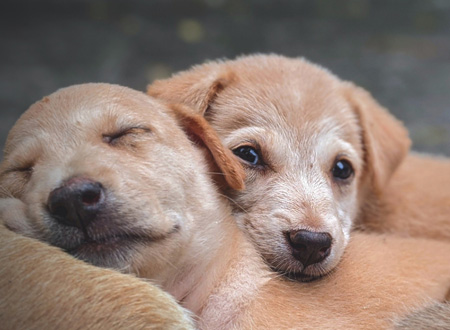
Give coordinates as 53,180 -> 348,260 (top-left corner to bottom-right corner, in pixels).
148,62 -> 234,115
342,83 -> 411,195
170,104 -> 245,191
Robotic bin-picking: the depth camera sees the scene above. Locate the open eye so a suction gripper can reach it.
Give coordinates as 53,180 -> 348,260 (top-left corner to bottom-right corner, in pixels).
232,145 -> 263,166
332,159 -> 354,181
102,127 -> 151,146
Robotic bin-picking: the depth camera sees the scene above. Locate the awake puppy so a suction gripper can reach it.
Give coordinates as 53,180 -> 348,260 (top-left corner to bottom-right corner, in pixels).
148,54 -> 411,280
1,83 -> 450,329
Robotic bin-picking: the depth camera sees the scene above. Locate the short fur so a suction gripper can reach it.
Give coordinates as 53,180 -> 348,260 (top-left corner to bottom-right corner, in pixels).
1,83 -> 450,329
359,152 -> 450,240
394,302 -> 450,329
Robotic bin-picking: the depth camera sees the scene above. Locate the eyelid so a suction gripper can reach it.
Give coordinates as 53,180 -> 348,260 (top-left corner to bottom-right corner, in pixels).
102,126 -> 152,143
231,139 -> 260,150
4,163 -> 34,174
334,153 -> 350,162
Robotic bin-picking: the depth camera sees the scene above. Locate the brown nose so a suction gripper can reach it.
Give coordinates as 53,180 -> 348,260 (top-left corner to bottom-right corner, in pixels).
47,177 -> 104,233
287,230 -> 332,268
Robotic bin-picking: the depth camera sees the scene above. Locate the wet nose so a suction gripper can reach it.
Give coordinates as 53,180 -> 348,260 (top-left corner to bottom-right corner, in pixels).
47,177 -> 104,231
287,230 -> 332,268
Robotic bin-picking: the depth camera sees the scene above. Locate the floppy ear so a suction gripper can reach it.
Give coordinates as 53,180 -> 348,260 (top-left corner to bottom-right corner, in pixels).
342,82 -> 411,195
170,103 -> 245,191
148,61 -> 235,115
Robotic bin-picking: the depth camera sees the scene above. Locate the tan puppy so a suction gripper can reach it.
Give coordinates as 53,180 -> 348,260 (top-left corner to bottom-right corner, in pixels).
148,54 -> 412,280
1,83 -> 450,329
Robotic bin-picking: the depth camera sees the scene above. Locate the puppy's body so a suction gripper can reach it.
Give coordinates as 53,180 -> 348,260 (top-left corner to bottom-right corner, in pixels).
360,152 -> 450,240
394,302 -> 450,329
1,84 -> 450,329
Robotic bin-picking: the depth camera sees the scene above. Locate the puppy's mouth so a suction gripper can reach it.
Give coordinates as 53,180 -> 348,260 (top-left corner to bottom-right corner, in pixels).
44,211 -> 180,269
284,271 -> 323,283
64,231 -> 158,255
270,265 -> 326,283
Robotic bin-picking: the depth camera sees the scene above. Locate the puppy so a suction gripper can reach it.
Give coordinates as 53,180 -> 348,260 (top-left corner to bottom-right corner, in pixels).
1,83 -> 450,329
148,54 -> 411,280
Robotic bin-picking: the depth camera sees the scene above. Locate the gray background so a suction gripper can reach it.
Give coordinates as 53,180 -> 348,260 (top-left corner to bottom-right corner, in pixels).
1,0 -> 449,160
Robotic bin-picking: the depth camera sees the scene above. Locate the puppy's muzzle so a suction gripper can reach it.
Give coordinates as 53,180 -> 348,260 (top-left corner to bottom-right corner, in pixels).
47,176 -> 105,236
287,230 -> 332,267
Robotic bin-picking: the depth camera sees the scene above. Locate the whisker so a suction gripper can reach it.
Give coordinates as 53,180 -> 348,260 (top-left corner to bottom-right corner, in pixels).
216,192 -> 248,214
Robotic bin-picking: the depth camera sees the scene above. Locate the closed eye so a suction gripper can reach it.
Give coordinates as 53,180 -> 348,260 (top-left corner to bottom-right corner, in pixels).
0,163 -> 34,198
6,164 -> 34,176
102,126 -> 152,146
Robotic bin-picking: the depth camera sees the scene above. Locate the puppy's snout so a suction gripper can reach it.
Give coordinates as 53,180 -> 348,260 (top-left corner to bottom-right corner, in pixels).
47,177 -> 105,231
287,230 -> 332,268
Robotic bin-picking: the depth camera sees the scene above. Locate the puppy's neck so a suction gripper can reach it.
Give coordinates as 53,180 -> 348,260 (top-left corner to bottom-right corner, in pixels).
196,226 -> 272,329
179,200 -> 272,328
166,197 -> 242,312
161,191 -> 271,328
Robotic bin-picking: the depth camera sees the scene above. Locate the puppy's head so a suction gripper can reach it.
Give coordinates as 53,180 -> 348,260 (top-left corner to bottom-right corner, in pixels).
0,83 -> 244,278
148,54 -> 410,280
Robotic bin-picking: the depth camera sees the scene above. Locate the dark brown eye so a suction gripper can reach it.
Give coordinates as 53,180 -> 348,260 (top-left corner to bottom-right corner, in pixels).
102,127 -> 151,146
232,145 -> 263,166
332,159 -> 354,180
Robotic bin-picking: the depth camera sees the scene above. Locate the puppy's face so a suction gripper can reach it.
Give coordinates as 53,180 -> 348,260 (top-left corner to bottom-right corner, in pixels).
0,84 -> 212,277
149,54 -> 410,280
209,66 -> 364,280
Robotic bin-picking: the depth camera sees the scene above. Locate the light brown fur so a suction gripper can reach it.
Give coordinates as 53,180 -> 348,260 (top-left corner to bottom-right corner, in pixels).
359,152 -> 450,240
1,83 -> 450,329
394,302 -> 450,329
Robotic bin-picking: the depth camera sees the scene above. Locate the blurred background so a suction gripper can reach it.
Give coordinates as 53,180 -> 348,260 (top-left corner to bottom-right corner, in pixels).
1,0 -> 449,159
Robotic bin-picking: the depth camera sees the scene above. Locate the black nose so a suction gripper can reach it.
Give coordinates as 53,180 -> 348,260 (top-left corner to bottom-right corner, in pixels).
47,177 -> 105,232
287,230 -> 332,268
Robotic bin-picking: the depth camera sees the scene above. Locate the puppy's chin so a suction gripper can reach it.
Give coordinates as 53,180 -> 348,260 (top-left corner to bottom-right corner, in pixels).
69,240 -> 138,271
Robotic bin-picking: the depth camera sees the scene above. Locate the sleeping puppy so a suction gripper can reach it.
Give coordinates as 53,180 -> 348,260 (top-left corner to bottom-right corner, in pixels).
1,83 -> 450,329
0,82 -> 244,296
0,83 -> 245,329
148,54 -> 411,280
